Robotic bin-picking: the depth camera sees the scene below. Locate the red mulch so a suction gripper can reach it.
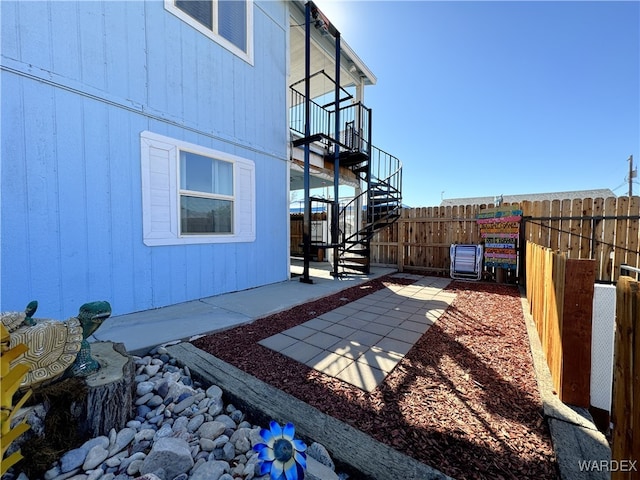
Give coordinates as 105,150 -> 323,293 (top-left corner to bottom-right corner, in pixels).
192,276 -> 559,479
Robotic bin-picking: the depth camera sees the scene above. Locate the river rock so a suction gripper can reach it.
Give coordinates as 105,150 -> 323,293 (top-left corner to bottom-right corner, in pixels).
208,398 -> 224,417
59,448 -> 87,474
307,442 -> 335,470
132,474 -> 162,480
198,421 -> 226,440
139,437 -> 193,480
187,414 -> 205,432
135,393 -> 154,406
134,428 -> 155,442
144,364 -> 161,376
172,395 -> 196,414
306,456 -> 339,480
154,381 -> 169,398
199,438 -> 215,452
136,382 -> 154,397
190,460 -> 227,480
86,469 -> 104,480
230,428 -> 252,454
109,428 -> 136,456
83,445 -> 109,471
146,395 -> 163,408
221,442 -> 235,461
214,415 -> 236,429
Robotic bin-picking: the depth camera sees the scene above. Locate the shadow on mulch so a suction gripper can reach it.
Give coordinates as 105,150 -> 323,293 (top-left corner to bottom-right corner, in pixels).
192,276 -> 559,480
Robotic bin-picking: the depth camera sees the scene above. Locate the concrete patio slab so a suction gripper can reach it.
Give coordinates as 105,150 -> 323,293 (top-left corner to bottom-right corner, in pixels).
335,361 -> 386,391
260,278 -> 453,391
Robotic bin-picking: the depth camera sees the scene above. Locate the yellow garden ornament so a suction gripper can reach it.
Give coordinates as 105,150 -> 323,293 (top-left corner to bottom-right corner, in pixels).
1,321 -> 32,475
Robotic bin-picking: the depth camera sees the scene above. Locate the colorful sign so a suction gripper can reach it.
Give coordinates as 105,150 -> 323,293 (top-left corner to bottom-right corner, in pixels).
477,206 -> 521,270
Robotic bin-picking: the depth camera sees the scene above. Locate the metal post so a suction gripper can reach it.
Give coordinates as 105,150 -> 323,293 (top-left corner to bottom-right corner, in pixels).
629,154 -> 634,198
301,2 -> 313,284
331,32 -> 341,277
367,107 -> 373,225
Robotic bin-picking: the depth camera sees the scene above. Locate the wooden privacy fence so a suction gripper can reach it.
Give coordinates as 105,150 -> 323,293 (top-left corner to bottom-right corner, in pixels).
371,204 -> 496,275
612,276 -> 640,479
370,196 -> 640,283
521,196 -> 640,283
525,241 -> 595,407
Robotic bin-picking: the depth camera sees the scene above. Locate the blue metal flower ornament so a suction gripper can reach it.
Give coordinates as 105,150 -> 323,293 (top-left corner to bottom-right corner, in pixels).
254,420 -> 307,480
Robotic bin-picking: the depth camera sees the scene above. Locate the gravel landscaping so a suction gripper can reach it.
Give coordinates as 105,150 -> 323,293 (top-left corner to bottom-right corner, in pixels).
192,275 -> 559,480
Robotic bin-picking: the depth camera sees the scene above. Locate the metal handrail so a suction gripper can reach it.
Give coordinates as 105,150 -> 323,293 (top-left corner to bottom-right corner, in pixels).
328,102 -> 371,155
290,89 -> 330,140
338,145 -> 402,250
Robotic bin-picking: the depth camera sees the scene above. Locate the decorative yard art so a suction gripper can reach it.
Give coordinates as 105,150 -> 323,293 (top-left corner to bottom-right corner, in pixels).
477,206 -> 522,270
1,301 -> 112,388
1,322 -> 32,475
254,420 -> 307,480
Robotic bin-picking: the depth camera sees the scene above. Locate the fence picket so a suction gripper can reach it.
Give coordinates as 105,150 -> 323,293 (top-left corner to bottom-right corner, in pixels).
558,200 -> 571,254
602,197 -> 618,282
626,197 -> 639,272
568,199 -> 582,258
550,199 -> 561,252
592,197 -> 605,279
614,197 -> 630,278
580,198 -> 593,259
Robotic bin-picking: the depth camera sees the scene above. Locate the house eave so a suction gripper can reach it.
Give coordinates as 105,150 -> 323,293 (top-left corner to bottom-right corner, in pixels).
289,0 -> 376,90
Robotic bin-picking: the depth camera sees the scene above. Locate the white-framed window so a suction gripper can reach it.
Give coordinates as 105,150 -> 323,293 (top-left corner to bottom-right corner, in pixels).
164,0 -> 253,64
140,131 -> 255,246
180,151 -> 234,234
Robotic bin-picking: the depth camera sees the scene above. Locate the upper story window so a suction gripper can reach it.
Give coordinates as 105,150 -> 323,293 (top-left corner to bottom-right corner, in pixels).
165,0 -> 253,64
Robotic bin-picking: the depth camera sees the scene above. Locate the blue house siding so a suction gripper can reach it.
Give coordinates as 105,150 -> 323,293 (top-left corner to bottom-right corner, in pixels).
1,0 -> 290,318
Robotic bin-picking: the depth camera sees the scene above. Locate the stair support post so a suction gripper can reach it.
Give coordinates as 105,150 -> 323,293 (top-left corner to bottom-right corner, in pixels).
331,31 -> 341,277
300,1 -> 313,284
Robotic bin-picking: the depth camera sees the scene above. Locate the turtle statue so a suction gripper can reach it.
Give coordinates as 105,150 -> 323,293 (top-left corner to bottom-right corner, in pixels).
0,300 -> 112,388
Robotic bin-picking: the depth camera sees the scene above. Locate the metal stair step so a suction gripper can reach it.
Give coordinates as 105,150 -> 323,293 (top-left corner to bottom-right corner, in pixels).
339,256 -> 369,264
338,151 -> 369,167
338,262 -> 370,274
341,249 -> 370,257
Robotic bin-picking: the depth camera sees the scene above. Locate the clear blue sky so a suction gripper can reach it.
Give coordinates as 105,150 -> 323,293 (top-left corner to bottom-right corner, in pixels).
314,0 -> 640,207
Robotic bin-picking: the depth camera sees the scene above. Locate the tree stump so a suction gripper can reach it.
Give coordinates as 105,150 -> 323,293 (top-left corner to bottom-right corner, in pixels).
13,342 -> 135,478
76,341 -> 135,438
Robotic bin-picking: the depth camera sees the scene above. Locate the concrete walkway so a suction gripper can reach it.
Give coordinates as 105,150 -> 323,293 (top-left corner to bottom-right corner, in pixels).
89,262 -> 396,353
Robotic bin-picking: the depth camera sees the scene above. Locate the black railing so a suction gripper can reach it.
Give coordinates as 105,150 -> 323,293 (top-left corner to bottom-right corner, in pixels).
329,102 -> 371,155
290,88 -> 330,140
289,86 -> 371,155
369,145 -> 402,198
338,145 -> 402,249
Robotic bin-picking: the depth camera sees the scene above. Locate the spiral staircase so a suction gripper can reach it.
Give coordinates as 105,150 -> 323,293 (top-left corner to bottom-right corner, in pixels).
290,84 -> 402,275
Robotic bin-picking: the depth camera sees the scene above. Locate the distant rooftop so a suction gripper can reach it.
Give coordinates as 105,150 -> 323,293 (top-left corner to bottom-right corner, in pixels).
440,189 -> 616,207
